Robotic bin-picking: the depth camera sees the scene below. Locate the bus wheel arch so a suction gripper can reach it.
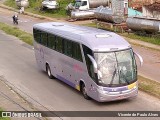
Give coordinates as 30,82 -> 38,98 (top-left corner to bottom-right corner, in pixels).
46,63 -> 54,79
80,81 -> 91,100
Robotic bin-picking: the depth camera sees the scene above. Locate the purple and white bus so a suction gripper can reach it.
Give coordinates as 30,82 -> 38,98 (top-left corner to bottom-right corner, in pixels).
33,22 -> 143,102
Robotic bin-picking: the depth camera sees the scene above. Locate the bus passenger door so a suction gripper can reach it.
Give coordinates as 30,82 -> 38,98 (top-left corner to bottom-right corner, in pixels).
82,45 -> 98,98
85,56 -> 98,98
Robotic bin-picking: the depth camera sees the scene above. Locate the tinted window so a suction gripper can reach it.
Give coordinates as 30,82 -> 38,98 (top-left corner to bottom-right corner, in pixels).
33,29 -> 41,43
56,36 -> 63,53
63,39 -> 73,57
41,32 -> 48,46
82,1 -> 87,6
72,42 -> 83,62
48,34 -> 56,49
33,30 -> 83,62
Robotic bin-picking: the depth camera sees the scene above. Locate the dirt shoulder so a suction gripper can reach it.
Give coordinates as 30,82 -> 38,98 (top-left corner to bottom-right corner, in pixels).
0,76 -> 45,120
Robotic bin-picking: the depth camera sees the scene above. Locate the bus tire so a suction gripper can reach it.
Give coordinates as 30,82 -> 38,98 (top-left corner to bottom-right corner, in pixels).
46,64 -> 54,79
81,83 -> 91,100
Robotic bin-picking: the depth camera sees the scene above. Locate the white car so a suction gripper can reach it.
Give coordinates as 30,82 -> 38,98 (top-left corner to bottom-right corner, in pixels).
42,0 -> 59,9
15,0 -> 29,8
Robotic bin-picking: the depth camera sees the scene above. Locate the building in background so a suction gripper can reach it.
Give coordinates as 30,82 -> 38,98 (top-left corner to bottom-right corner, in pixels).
128,0 -> 160,18
111,0 -> 129,16
128,7 -> 142,16
142,1 -> 160,18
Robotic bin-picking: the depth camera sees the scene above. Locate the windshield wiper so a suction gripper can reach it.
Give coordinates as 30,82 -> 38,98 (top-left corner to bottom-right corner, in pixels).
109,66 -> 117,86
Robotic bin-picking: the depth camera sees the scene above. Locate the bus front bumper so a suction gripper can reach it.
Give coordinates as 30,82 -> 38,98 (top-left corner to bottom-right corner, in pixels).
96,86 -> 138,102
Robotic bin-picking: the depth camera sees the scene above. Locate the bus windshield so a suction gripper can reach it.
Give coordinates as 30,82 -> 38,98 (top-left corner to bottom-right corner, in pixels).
94,49 -> 137,87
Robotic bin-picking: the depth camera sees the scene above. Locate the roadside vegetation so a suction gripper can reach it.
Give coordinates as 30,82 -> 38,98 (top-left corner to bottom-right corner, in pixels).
4,0 -> 73,18
82,22 -> 98,28
138,76 -> 160,99
0,22 -> 33,45
0,108 -> 10,120
84,22 -> 160,46
4,0 -> 160,45
122,33 -> 160,46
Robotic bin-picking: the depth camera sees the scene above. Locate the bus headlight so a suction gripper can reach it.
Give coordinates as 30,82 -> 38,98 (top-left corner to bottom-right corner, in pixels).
98,86 -> 109,94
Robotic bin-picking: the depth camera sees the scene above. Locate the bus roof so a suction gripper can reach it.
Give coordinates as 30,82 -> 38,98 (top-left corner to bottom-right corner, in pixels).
33,22 -> 131,52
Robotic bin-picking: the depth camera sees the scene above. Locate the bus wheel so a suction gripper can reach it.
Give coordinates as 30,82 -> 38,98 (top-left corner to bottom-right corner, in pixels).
81,83 -> 91,100
46,64 -> 53,79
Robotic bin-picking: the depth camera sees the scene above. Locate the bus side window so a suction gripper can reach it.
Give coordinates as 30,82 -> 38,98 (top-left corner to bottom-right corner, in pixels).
82,45 -> 97,81
33,29 -> 41,43
41,32 -> 48,46
72,42 -> 83,62
48,34 -> 56,50
63,39 -> 72,57
56,36 -> 63,53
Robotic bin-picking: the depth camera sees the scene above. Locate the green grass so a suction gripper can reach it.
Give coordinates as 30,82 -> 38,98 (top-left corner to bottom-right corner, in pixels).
3,0 -> 17,8
122,33 -> 160,46
138,76 -> 160,99
0,22 -> 33,45
0,108 -> 10,120
82,22 -> 97,28
4,0 -> 160,45
4,0 -> 74,18
83,22 -> 160,46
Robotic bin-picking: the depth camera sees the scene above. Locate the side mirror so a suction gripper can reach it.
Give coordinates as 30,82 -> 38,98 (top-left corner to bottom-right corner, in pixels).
87,54 -> 98,73
134,52 -> 143,66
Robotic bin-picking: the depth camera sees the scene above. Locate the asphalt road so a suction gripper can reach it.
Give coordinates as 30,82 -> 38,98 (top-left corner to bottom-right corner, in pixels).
0,7 -> 159,82
0,29 -> 160,120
